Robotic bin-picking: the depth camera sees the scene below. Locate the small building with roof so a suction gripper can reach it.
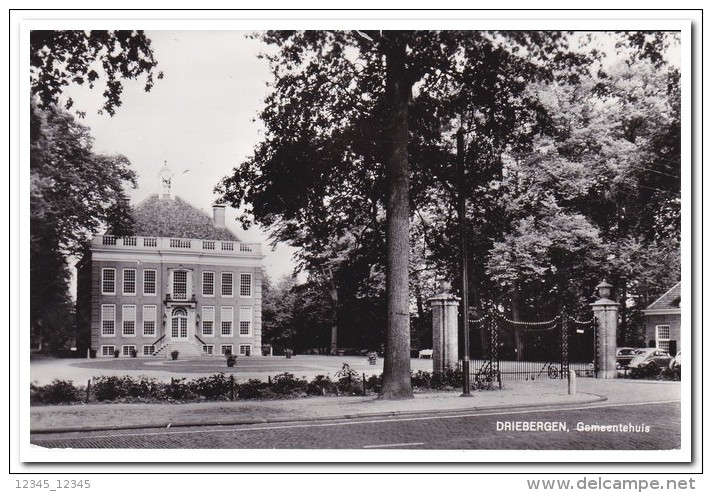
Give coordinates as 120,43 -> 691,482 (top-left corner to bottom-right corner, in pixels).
76,164 -> 263,358
642,281 -> 681,355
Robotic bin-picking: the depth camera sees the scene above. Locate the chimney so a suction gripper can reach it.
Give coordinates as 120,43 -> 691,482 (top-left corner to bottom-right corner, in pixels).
212,204 -> 226,228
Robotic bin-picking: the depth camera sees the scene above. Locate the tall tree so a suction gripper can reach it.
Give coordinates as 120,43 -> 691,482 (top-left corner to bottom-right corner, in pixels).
217,30 -> 589,398
29,30 -> 160,350
30,103 -> 138,349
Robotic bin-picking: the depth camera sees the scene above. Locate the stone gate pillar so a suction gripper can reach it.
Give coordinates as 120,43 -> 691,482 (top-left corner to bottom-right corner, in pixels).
590,280 -> 619,379
429,281 -> 460,374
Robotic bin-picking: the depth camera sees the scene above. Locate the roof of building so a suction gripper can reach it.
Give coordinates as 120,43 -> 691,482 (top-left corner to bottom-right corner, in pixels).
646,282 -> 681,311
130,194 -> 240,241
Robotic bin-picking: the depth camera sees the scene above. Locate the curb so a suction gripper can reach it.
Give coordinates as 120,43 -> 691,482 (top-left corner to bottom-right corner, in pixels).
30,392 -> 607,435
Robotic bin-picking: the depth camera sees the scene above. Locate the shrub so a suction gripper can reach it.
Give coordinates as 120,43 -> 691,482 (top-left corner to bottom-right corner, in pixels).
170,350 -> 179,360
661,366 -> 681,381
270,372 -> 307,396
411,370 -> 432,389
334,363 -> 362,395
164,377 -> 196,400
365,374 -> 382,394
30,379 -> 81,404
443,366 -> 463,388
92,376 -> 130,401
306,375 -> 338,396
628,362 -> 663,380
92,375 -> 159,401
190,373 -> 233,400
237,379 -> 269,399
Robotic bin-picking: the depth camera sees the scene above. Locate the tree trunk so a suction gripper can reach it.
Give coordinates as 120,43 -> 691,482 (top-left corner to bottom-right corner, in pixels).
326,268 -> 339,355
379,32 -> 413,400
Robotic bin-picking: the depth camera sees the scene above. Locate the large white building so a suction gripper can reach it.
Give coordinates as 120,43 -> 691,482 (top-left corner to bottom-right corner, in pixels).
76,165 -> 263,358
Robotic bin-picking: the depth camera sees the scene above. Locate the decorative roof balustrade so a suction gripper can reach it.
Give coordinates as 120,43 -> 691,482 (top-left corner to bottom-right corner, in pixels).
94,235 -> 261,256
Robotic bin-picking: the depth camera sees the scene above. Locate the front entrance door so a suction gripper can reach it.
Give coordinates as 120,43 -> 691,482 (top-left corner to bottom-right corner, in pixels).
170,307 -> 189,340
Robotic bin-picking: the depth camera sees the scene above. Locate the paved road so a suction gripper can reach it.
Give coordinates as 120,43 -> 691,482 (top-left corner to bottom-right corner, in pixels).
31,400 -> 679,450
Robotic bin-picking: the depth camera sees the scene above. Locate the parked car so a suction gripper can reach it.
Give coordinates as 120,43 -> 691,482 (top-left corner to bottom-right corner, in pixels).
627,348 -> 672,369
616,347 -> 639,369
669,351 -> 681,369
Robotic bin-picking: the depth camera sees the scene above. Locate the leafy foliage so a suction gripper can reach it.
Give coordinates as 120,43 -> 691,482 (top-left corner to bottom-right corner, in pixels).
29,31 -> 159,352
30,379 -> 81,404
217,30 -> 680,373
30,369 -> 500,406
269,372 -> 308,396
30,30 -> 162,116
31,103 -> 137,350
31,103 -> 137,255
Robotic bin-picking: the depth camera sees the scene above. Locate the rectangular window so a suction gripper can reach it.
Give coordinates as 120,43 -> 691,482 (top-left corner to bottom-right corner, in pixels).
203,345 -> 214,355
203,272 -> 215,297
202,306 -> 215,336
102,268 -> 116,295
173,271 -> 188,300
240,273 -> 252,298
143,305 -> 157,337
122,345 -> 136,357
656,325 -> 671,352
239,306 -> 252,336
239,344 -> 252,356
123,269 -> 137,295
101,305 -> 115,336
221,272 -> 233,297
143,269 -> 157,295
101,345 -> 115,357
122,305 -> 136,337
220,344 -> 233,355
221,306 -> 233,336
142,345 -> 156,356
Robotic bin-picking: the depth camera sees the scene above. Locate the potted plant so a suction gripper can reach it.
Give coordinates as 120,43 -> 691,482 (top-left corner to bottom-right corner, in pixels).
170,350 -> 179,360
225,349 -> 237,367
284,348 -> 293,359
113,349 -> 120,358
130,348 -> 138,358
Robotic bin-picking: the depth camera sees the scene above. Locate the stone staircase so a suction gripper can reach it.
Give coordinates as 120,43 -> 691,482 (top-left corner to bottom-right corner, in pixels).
154,340 -> 207,359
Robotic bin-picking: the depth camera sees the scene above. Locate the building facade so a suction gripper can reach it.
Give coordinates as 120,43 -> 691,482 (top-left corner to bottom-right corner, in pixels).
76,167 -> 263,358
642,281 -> 681,355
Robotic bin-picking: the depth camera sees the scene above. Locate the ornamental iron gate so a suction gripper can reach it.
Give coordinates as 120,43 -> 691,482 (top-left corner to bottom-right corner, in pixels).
465,311 -> 598,386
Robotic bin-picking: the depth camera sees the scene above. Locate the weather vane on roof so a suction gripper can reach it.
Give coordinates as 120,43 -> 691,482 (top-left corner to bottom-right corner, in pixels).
158,160 -> 174,198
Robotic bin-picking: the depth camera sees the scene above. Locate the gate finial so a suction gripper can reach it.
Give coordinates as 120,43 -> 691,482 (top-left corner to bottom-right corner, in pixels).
596,280 -> 613,300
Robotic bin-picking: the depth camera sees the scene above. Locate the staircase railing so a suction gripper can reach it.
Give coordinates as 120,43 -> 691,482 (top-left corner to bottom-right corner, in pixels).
151,334 -> 166,356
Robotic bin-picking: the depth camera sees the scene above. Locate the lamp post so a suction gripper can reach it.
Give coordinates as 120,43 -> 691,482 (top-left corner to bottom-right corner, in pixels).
457,127 -> 472,397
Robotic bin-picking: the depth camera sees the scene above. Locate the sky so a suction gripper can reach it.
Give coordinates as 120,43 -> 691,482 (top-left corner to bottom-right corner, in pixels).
62,30 -> 299,281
